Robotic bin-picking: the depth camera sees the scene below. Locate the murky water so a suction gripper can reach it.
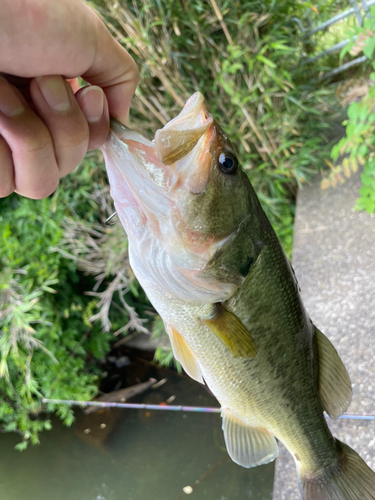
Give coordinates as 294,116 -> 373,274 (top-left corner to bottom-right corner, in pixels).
0,366 -> 274,500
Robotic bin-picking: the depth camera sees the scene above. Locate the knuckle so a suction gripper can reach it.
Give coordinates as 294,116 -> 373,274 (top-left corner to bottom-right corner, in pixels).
57,120 -> 89,152
23,128 -> 52,156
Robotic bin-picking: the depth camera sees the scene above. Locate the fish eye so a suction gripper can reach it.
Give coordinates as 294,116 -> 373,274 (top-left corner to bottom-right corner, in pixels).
218,151 -> 238,175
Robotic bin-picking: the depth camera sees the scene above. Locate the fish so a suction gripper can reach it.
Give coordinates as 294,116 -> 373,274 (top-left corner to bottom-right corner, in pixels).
102,92 -> 375,500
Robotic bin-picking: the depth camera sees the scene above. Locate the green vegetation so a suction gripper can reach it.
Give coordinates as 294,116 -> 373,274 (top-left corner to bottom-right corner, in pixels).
323,6 -> 375,213
0,0 -> 354,447
0,157 -> 150,449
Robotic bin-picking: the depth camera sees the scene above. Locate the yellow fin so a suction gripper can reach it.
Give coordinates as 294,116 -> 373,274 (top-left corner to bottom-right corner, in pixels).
166,324 -> 204,384
315,326 -> 352,418
201,304 -> 256,358
221,408 -> 278,468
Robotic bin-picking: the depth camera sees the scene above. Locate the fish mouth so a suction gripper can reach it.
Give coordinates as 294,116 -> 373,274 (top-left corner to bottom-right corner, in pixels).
154,92 -> 213,165
103,92 -> 215,215
103,92 -> 215,244
109,92 -> 214,184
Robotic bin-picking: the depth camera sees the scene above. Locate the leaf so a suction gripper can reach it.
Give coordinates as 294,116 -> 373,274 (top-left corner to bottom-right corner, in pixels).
340,42 -> 354,62
359,105 -> 369,122
346,123 -> 355,137
347,103 -> 359,121
365,199 -> 375,213
15,441 -> 28,452
361,173 -> 374,186
359,186 -> 372,197
324,159 -> 335,170
256,54 -> 277,68
363,36 -> 375,59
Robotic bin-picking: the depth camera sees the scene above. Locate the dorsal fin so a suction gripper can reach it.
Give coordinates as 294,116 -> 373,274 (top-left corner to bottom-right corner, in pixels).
315,326 -> 352,418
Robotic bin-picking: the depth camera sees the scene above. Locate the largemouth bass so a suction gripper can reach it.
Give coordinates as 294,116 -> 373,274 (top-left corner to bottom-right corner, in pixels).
102,92 -> 375,500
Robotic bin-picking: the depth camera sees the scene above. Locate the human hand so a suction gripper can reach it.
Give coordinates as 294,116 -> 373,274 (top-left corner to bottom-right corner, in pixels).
0,0 -> 138,199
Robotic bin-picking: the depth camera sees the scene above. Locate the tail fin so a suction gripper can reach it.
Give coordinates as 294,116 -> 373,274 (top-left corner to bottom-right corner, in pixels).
298,440 -> 375,500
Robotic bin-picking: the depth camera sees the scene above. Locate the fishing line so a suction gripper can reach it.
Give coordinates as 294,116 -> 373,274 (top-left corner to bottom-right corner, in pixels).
42,398 -> 375,420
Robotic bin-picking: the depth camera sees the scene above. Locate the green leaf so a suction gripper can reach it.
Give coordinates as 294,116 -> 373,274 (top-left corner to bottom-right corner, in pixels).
256,54 -> 277,68
347,103 -> 359,121
363,36 -> 375,59
365,199 -> 375,213
359,186 -> 372,197
15,441 -> 28,452
361,173 -> 375,186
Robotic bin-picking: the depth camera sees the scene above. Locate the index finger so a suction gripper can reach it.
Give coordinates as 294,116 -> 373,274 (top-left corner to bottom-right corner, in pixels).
80,9 -> 138,124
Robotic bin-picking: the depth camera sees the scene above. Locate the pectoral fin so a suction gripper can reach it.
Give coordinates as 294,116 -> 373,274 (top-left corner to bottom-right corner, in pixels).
222,409 -> 279,468
315,326 -> 352,418
201,304 -> 256,358
165,324 -> 204,384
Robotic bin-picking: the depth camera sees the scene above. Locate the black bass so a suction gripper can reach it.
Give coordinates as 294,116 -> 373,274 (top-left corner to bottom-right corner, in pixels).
102,92 -> 375,500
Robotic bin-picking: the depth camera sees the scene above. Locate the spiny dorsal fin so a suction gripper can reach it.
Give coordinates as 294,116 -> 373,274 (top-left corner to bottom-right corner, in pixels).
315,326 -> 352,418
201,304 -> 256,358
221,408 -> 279,468
165,324 -> 204,384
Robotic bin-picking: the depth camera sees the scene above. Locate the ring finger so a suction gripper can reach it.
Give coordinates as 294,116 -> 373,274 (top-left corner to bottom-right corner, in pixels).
0,76 -> 60,199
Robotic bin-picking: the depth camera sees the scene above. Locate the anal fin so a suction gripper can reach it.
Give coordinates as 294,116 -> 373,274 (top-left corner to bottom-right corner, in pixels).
315,326 -> 352,418
165,324 -> 204,384
222,408 -> 278,468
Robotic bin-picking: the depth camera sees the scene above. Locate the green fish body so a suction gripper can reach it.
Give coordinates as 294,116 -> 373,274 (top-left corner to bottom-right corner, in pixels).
102,93 -> 375,500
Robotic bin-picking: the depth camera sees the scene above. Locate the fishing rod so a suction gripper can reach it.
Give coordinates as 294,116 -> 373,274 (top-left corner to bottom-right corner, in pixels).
42,398 -> 375,420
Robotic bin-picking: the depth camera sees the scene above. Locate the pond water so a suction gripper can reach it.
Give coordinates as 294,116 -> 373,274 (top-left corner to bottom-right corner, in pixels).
0,364 -> 274,500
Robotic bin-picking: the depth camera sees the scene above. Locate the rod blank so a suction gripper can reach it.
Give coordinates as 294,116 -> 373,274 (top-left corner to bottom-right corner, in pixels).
42,398 -> 375,419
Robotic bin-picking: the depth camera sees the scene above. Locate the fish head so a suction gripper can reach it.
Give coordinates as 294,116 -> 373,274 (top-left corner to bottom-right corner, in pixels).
102,92 -> 258,303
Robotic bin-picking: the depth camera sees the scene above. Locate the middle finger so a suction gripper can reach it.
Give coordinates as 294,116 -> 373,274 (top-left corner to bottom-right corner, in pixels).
30,75 -> 90,177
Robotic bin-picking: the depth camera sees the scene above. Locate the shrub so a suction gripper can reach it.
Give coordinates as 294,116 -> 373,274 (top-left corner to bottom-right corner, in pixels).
324,6 -> 375,213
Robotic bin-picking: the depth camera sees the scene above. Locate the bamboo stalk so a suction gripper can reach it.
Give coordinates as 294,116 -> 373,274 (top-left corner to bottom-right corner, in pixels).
208,0 -> 234,47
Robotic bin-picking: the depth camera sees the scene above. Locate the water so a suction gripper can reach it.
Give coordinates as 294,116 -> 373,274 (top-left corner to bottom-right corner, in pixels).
0,365 -> 274,500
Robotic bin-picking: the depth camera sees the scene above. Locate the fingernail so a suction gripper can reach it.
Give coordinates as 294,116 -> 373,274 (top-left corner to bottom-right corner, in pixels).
0,76 -> 25,117
36,75 -> 71,112
80,86 -> 104,123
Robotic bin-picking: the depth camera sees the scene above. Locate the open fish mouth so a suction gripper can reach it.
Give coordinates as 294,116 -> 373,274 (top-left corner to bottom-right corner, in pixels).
108,92 -> 214,188
102,92 -> 215,240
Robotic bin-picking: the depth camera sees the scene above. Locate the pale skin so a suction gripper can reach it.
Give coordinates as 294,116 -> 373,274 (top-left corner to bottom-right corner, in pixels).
0,0 -> 138,199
